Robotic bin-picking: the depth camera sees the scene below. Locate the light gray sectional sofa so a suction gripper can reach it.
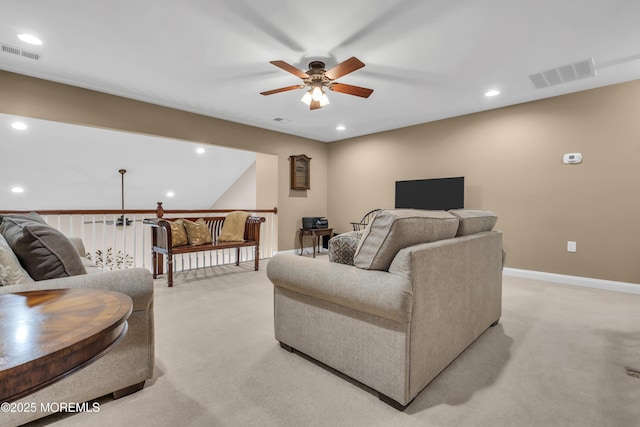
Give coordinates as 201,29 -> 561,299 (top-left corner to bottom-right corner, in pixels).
0,213 -> 154,426
267,209 -> 503,409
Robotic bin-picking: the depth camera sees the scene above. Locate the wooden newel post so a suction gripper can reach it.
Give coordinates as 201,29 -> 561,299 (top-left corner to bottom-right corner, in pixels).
153,202 -> 164,275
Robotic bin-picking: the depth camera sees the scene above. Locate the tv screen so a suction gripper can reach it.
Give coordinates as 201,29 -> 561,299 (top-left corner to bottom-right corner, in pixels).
395,177 -> 464,210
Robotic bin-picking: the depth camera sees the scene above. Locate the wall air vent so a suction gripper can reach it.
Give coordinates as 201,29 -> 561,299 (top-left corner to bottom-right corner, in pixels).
529,58 -> 595,89
1,43 -> 42,61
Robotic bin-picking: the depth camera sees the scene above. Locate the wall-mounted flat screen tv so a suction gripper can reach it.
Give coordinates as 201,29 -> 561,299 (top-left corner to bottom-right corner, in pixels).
395,176 -> 464,210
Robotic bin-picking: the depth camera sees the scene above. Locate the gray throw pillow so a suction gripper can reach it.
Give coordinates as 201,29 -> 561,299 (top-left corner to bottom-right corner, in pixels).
0,215 -> 87,281
328,231 -> 363,265
0,211 -> 47,226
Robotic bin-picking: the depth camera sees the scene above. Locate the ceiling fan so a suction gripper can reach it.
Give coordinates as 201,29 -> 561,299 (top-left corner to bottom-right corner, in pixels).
260,57 -> 374,110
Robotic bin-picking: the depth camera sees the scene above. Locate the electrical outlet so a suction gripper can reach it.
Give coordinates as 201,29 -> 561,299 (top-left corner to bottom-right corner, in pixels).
567,241 -> 577,252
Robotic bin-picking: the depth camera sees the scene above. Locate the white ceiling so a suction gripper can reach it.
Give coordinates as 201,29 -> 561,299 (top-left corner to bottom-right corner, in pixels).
1,0 -> 639,143
0,113 -> 256,210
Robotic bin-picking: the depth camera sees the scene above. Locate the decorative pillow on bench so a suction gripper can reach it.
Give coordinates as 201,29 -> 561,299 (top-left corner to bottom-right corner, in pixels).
182,218 -> 213,246
219,211 -> 250,242
169,219 -> 189,247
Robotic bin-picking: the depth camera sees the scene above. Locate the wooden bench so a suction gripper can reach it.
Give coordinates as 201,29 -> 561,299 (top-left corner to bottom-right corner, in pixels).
144,215 -> 266,287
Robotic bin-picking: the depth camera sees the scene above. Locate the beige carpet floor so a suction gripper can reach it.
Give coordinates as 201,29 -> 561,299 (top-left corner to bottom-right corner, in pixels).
27,257 -> 640,427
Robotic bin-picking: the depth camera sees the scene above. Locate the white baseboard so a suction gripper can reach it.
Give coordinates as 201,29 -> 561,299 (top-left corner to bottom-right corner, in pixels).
503,268 -> 640,294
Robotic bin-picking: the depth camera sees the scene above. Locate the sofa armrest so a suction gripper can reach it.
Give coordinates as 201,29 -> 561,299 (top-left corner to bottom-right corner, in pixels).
0,268 -> 153,313
267,254 -> 412,323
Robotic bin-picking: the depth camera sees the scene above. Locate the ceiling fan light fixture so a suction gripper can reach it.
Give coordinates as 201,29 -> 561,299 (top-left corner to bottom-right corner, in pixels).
319,92 -> 330,106
263,57 -> 372,110
301,90 -> 312,105
311,86 -> 323,102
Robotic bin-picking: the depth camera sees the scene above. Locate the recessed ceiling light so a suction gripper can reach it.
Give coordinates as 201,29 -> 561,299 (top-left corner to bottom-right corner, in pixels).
196,147 -> 205,154
11,122 -> 27,130
11,187 -> 25,193
166,191 -> 175,198
17,34 -> 42,45
336,125 -> 346,131
485,89 -> 500,97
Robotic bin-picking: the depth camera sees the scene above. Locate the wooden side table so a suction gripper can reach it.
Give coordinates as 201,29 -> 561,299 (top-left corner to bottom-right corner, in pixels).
299,228 -> 334,258
0,288 -> 132,403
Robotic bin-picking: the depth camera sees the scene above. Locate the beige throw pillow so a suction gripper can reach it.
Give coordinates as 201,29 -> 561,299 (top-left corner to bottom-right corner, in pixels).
169,219 -> 189,247
218,211 -> 250,242
353,209 -> 459,271
182,218 -> 213,246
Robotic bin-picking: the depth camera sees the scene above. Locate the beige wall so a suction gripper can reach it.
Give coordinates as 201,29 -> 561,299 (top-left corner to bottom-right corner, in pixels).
0,71 -> 328,251
210,161 -> 257,210
3,70 -> 639,283
328,80 -> 640,284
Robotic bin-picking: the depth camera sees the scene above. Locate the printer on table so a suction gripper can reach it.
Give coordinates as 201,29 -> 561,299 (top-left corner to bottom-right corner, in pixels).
302,217 -> 329,229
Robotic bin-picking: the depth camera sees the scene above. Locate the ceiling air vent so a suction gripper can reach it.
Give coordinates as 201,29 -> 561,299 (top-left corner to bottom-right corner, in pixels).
529,58 -> 595,89
1,43 -> 42,61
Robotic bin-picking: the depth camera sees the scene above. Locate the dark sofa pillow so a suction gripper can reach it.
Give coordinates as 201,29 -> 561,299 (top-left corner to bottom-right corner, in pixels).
0,215 -> 87,280
0,211 -> 47,226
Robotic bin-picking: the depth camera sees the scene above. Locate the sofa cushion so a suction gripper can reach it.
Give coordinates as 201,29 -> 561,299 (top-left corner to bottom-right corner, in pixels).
448,209 -> 497,236
218,211 -> 250,242
328,231 -> 363,265
0,215 -> 87,281
0,234 -> 34,285
182,218 -> 213,246
354,209 -> 459,271
169,219 -> 188,247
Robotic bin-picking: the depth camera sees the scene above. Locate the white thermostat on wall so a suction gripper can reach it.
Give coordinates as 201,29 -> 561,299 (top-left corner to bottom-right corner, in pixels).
563,153 -> 582,164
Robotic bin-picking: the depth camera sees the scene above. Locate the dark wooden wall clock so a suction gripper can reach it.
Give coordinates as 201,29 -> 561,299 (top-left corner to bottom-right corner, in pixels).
289,154 -> 311,190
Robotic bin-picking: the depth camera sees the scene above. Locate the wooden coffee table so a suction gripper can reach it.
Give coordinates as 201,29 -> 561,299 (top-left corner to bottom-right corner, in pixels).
0,288 -> 132,403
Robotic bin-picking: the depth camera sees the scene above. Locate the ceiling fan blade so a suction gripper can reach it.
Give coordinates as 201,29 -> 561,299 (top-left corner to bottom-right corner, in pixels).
310,99 -> 322,110
329,83 -> 374,98
324,57 -> 365,80
260,85 -> 305,96
269,60 -> 309,79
